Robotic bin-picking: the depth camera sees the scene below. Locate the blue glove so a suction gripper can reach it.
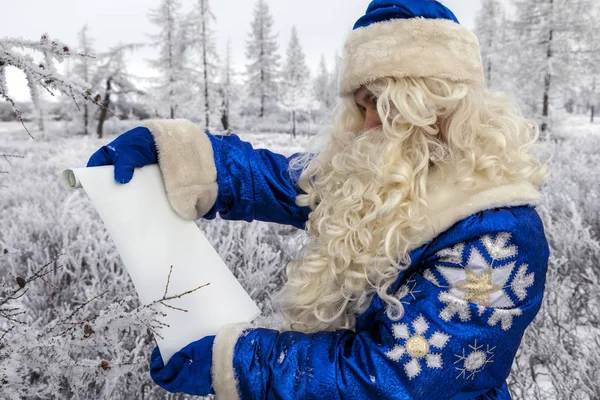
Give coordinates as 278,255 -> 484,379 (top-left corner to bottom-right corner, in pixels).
150,335 -> 216,396
86,126 -> 158,184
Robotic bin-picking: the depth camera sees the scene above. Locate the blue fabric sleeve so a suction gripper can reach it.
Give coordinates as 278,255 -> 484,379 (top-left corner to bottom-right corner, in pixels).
229,209 -> 549,399
201,133 -> 312,230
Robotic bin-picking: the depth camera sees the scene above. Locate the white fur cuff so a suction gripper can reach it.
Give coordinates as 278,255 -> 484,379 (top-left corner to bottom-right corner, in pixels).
141,119 -> 218,220
338,17 -> 485,95
211,323 -> 253,400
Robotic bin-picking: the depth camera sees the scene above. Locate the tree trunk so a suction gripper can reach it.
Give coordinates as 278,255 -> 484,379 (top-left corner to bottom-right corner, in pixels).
292,109 -> 296,138
259,33 -> 265,118
221,96 -> 229,133
201,0 -> 210,128
592,105 -> 595,123
97,78 -> 112,139
541,0 -> 553,135
83,103 -> 89,135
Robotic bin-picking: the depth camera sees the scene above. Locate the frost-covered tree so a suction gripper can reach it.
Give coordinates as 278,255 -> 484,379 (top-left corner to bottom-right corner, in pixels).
245,0 -> 280,118
92,44 -> 143,138
69,25 -> 97,135
187,0 -> 219,129
280,26 -> 311,138
328,52 -> 341,104
0,35 -> 101,137
508,0 -> 597,134
474,0 -> 506,88
313,55 -> 333,110
217,39 -> 235,132
147,0 -> 192,120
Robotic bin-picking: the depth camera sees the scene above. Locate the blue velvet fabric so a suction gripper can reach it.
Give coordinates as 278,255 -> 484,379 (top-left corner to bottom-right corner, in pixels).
201,132 -> 547,399
150,335 -> 216,396
229,206 -> 548,400
202,132 -> 312,230
86,126 -> 158,184
353,0 -> 460,30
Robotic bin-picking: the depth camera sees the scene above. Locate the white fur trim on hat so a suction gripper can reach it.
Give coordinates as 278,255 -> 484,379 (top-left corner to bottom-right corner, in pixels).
338,17 -> 485,96
141,119 -> 218,220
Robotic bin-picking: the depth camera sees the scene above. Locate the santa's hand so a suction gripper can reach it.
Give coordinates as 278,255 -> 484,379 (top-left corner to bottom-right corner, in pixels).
87,126 -> 158,184
150,335 -> 215,396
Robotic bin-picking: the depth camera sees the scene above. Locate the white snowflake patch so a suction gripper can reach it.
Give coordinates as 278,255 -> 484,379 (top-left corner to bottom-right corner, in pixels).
454,339 -> 495,380
436,248 -> 515,308
385,314 -> 451,379
427,233 -> 534,331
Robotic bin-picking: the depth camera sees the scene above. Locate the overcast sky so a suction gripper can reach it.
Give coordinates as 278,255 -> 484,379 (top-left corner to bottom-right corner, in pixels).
3,0 -> 482,102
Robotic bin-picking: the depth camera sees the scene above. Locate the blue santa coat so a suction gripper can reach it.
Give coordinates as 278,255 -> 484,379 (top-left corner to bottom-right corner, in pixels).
199,133 -> 548,400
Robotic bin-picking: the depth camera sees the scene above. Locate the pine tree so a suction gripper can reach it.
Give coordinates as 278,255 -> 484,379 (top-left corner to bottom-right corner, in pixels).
281,26 -> 310,137
313,55 -> 332,109
327,52 -> 341,106
147,0 -> 191,120
245,0 -> 280,118
188,0 -> 219,129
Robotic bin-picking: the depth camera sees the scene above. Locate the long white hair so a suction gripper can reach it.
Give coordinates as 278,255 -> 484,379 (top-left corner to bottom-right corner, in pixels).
272,76 -> 549,333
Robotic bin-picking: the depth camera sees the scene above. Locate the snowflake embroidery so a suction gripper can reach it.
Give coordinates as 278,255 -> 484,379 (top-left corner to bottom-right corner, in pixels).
386,275 -> 420,321
428,233 -> 534,331
454,339 -> 495,380
385,314 -> 451,379
439,292 -> 471,322
423,269 -> 441,286
481,233 -> 517,260
511,264 -> 535,301
436,243 -> 465,264
436,247 -> 515,308
488,308 -> 523,331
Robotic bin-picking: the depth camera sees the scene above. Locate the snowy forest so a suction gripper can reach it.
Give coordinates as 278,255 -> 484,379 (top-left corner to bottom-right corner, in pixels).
1,0 -> 599,399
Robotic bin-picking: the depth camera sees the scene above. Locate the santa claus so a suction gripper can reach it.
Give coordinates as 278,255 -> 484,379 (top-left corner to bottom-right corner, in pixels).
88,1 -> 550,398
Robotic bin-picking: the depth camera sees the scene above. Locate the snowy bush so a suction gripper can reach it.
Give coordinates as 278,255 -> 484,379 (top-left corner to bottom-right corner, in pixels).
0,127 -> 311,398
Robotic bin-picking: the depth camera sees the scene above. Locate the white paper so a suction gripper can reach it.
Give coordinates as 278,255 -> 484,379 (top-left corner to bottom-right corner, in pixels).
61,165 -> 261,363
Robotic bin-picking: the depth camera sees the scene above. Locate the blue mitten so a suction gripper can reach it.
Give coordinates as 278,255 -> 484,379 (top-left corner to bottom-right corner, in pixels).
150,335 -> 216,396
87,126 -> 158,184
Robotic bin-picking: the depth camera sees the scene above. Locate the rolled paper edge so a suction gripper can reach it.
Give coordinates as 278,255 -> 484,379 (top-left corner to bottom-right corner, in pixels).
61,169 -> 82,189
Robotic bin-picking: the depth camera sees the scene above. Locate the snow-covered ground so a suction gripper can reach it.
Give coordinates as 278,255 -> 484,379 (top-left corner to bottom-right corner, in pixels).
1,118 -> 599,399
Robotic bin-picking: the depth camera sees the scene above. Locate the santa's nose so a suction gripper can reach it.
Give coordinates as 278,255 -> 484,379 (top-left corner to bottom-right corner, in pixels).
363,108 -> 382,131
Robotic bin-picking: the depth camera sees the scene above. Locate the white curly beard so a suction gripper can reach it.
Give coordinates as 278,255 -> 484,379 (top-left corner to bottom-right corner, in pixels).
275,126 -> 424,333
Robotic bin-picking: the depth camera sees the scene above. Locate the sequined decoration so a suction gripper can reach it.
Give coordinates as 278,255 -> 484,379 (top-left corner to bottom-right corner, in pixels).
386,314 -> 451,379
454,339 -> 495,380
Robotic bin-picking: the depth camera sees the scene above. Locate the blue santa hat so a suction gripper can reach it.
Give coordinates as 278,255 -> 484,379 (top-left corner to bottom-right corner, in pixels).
338,0 -> 485,96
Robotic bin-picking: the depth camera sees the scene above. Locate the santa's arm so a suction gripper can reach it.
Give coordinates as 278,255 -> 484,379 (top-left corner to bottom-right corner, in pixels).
141,119 -> 312,229
211,215 -> 549,400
